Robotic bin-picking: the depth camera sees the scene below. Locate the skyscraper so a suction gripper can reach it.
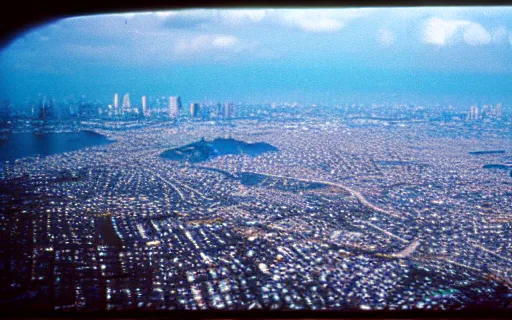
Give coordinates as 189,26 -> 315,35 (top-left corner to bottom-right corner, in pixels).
113,94 -> 119,109
122,93 -> 131,111
169,96 -> 182,119
189,103 -> 199,118
225,102 -> 234,118
141,96 -> 148,117
39,97 -> 48,121
481,104 -> 489,119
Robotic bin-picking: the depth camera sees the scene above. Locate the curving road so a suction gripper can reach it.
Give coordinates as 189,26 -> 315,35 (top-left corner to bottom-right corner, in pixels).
240,171 -> 408,219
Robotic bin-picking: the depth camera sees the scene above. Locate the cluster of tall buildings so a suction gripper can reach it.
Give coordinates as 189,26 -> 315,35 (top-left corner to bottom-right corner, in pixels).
109,94 -> 182,119
9,95 -> 507,124
15,93 -> 238,122
109,93 -> 236,120
468,104 -> 502,121
188,101 -> 236,119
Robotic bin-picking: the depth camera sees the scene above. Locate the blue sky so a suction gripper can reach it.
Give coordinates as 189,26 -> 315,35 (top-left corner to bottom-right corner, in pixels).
1,7 -> 512,105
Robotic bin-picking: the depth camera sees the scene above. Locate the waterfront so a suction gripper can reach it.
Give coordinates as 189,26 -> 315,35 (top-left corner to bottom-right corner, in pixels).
0,131 -> 113,162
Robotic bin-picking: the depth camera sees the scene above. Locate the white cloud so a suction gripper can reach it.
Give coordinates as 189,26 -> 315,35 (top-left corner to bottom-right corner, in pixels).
175,34 -> 239,53
422,17 -> 492,46
212,35 -> 238,48
282,11 -> 344,32
158,8 -> 374,33
377,29 -> 395,47
463,23 -> 491,46
423,17 -> 470,45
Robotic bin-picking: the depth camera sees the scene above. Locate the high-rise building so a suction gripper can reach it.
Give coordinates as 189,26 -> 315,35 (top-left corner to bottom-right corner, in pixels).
225,102 -> 234,118
169,96 -> 182,119
481,104 -> 489,119
189,103 -> 199,118
122,93 -> 131,112
39,98 -> 48,121
114,94 -> 119,109
141,96 -> 148,117
496,103 -> 502,120
469,105 -> 480,120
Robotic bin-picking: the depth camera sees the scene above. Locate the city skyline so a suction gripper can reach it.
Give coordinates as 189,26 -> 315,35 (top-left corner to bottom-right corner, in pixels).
2,90 -> 508,122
